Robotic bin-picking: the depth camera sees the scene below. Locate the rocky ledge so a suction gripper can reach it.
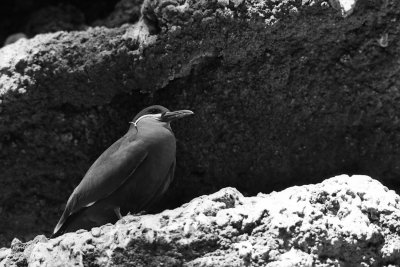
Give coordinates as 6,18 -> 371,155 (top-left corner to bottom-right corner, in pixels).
1,175 -> 400,266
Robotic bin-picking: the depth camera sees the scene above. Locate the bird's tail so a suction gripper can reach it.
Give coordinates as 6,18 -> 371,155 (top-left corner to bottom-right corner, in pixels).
51,213 -> 71,238
51,208 -> 87,238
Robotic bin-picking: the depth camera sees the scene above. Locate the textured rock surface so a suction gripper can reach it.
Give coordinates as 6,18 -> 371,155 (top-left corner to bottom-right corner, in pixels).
1,0 -> 400,246
2,175 -> 400,266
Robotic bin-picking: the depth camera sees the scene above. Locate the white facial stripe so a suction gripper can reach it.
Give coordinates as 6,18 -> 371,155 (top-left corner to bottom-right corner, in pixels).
133,113 -> 162,126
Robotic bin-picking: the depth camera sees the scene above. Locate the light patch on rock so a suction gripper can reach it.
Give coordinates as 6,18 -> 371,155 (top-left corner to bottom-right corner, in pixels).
0,32 -> 59,70
329,0 -> 357,17
121,20 -> 157,48
218,0 -> 229,7
3,33 -> 27,47
0,32 -> 61,95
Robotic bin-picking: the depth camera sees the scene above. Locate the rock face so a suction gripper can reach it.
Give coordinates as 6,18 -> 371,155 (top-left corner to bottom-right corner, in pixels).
1,0 -> 400,246
2,175 -> 400,266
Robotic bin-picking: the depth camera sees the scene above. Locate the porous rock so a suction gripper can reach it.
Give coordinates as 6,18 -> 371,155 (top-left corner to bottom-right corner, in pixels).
1,0 -> 400,247
328,0 -> 357,17
2,175 -> 400,266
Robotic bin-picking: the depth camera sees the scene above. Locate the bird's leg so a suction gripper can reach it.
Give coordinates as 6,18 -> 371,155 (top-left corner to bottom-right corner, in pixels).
114,207 -> 123,219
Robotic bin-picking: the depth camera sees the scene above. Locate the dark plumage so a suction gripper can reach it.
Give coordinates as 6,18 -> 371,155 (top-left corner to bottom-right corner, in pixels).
53,105 -> 193,237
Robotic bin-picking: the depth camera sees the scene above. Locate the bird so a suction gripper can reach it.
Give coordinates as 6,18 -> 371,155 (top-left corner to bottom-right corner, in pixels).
52,105 -> 193,237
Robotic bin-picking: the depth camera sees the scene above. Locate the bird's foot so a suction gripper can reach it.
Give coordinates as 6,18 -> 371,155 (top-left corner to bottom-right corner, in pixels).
114,207 -> 123,219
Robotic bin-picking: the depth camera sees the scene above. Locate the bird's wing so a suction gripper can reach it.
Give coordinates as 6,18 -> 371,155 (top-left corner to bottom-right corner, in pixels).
53,136 -> 148,234
139,160 -> 176,212
162,160 -> 176,195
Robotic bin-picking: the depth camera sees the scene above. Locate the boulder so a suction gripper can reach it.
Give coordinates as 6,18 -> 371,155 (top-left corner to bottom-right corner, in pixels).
2,175 -> 400,266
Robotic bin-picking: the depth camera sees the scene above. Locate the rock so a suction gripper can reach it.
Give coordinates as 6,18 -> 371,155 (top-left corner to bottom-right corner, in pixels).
91,228 -> 101,238
2,175 -> 400,266
0,248 -> 10,266
1,0 -> 400,248
3,33 -> 27,47
328,0 -> 358,17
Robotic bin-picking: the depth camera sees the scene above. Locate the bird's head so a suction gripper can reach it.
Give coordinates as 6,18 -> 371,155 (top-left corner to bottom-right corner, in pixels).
130,105 -> 194,128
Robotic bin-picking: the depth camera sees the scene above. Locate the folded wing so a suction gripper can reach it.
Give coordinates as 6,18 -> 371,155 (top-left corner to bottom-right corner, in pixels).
53,135 -> 148,234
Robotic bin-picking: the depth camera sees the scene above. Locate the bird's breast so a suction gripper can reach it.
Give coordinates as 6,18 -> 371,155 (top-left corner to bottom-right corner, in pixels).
139,124 -> 175,150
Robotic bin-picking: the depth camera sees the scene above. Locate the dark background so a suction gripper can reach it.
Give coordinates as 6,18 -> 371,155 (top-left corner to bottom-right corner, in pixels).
0,0 -> 133,45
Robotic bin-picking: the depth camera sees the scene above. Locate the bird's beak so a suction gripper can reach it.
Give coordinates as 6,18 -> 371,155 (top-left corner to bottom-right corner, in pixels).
161,110 -> 194,122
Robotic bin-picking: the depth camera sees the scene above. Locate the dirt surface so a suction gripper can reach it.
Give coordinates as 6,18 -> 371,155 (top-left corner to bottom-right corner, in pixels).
2,175 -> 400,266
1,0 -> 400,247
